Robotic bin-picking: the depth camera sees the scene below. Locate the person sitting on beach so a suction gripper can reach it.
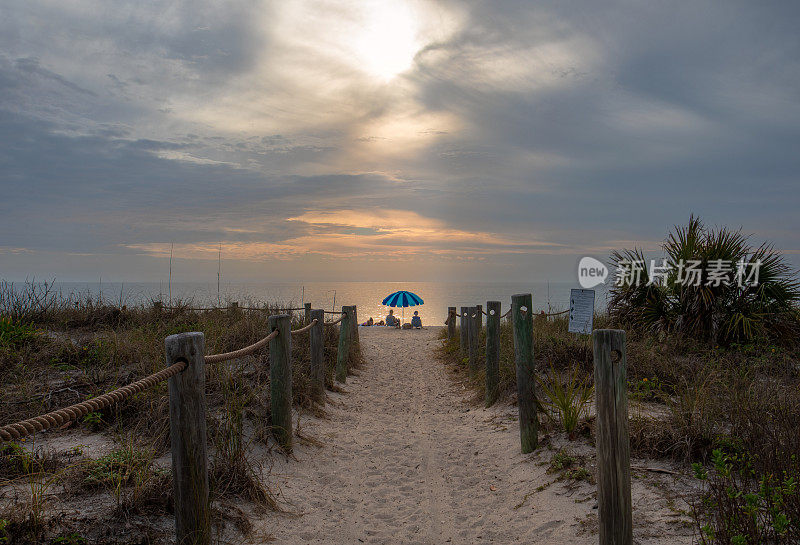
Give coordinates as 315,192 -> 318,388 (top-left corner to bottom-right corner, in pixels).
385,309 -> 400,327
411,311 -> 422,329
361,317 -> 374,326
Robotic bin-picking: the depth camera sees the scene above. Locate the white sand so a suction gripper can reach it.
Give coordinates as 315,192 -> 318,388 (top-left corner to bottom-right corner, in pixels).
257,326 -> 695,544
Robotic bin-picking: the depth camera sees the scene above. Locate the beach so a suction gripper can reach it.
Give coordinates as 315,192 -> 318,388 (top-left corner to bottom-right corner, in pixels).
259,326 -> 694,544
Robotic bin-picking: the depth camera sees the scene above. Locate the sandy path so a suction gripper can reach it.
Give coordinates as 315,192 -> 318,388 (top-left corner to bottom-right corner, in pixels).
258,327 -> 693,544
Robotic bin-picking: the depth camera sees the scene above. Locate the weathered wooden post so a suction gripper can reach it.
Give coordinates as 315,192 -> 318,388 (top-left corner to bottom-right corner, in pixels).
467,306 -> 478,372
447,306 -> 457,341
304,302 -> 312,325
335,307 -> 352,383
459,306 -> 469,356
309,309 -> 325,404
165,332 -> 210,545
594,329 -> 632,545
350,305 -> 359,356
269,314 -> 293,453
485,301 -> 501,407
512,293 -> 538,453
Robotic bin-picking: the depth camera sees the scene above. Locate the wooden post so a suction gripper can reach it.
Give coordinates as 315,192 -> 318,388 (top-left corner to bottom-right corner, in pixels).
512,293 -> 538,453
474,304 -> 483,371
309,309 -> 325,404
304,302 -> 312,325
447,306 -> 456,341
459,306 -> 469,356
485,301 -> 501,407
467,306 -> 478,373
336,307 -> 352,383
350,305 -> 359,355
594,329 -> 632,545
165,332 -> 210,545
269,314 -> 293,453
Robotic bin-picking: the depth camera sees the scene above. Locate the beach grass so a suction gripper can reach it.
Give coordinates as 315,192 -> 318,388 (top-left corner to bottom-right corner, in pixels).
0,282 -> 343,543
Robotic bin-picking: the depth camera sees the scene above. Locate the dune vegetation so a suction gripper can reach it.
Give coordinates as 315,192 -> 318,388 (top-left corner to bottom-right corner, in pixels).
438,218 -> 800,544
0,281 -> 345,544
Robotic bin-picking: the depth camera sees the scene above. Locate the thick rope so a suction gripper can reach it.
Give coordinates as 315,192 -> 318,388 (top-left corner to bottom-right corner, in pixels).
0,361 -> 186,442
205,330 -> 279,363
0,318 -> 325,442
326,315 -> 345,325
544,309 -> 570,316
241,307 -> 304,312
164,306 -> 304,313
290,319 -> 317,336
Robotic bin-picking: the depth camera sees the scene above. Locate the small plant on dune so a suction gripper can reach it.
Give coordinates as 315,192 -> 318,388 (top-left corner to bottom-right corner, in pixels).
52,533 -> 87,545
628,375 -> 664,402
82,443 -> 155,507
3,442 -> 66,541
693,449 -> 798,544
537,364 -> 593,438
609,215 -> 800,345
0,317 -> 40,348
547,449 -> 593,484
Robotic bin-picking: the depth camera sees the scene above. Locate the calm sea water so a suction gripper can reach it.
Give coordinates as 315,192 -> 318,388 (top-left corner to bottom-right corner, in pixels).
47,281 -> 610,326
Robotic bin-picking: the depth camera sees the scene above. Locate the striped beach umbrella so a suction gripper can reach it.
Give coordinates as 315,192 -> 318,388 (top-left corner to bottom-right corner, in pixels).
382,290 -> 424,323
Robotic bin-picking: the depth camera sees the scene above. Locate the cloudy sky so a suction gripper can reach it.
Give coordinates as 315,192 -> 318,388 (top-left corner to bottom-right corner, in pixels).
2,1 -> 799,283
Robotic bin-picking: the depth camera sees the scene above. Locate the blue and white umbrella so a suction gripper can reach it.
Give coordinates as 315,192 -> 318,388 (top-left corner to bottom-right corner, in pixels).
382,290 -> 424,323
382,290 -> 424,307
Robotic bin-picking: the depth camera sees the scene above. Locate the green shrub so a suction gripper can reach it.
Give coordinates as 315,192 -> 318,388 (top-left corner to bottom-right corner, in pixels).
694,449 -> 798,544
609,216 -> 800,345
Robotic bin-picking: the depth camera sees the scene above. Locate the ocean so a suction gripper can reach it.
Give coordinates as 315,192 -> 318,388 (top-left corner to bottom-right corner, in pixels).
44,281 -> 611,326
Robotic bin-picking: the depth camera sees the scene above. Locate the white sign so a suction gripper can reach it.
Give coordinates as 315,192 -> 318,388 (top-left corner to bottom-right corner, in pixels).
568,288 -> 595,335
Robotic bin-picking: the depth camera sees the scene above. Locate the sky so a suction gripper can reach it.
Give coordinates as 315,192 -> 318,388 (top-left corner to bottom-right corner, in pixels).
2,0 -> 799,283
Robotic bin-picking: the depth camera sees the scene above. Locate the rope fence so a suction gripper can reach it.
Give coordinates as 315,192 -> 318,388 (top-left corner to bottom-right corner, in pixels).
205,330 -> 280,364
0,362 -> 186,441
289,319 -> 317,335
0,302 -> 361,544
161,304 -> 306,313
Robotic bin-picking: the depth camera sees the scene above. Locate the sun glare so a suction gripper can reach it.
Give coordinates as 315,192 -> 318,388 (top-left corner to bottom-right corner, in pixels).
352,3 -> 420,80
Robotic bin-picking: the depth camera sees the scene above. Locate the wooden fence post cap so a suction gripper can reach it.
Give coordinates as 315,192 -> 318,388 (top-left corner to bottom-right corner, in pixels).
592,329 -> 626,343
164,332 -> 204,361
165,331 -> 204,343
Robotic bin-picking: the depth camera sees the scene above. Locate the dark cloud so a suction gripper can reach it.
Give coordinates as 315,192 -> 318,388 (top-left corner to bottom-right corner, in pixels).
1,0 -> 799,281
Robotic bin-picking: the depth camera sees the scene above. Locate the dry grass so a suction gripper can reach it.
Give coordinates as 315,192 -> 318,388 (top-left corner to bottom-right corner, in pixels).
436,311 -> 800,543
0,284 -> 347,544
